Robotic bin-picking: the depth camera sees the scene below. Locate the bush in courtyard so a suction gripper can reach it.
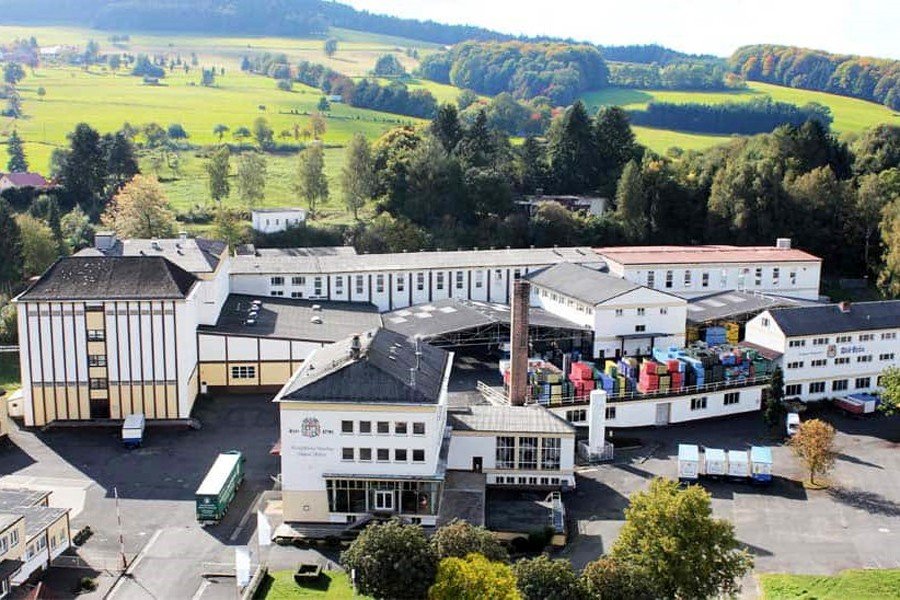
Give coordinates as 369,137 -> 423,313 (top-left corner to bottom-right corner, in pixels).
431,519 -> 508,562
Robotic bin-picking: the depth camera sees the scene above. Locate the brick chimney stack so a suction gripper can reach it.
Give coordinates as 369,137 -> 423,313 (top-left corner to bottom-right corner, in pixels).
509,279 -> 530,406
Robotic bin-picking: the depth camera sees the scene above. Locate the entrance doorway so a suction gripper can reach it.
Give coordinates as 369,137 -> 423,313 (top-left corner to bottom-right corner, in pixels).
90,399 -> 111,419
655,402 -> 671,426
374,490 -> 394,511
472,457 -> 483,473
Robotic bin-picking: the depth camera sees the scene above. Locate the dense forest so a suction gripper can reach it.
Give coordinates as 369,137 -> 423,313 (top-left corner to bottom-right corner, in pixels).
629,98 -> 833,135
416,42 -> 609,105
730,45 -> 900,110
599,44 -> 719,65
608,61 -> 740,90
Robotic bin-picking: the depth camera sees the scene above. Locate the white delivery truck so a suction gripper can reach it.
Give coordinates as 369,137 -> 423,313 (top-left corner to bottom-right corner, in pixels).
702,448 -> 727,478
726,449 -> 750,479
677,444 -> 700,482
122,413 -> 146,449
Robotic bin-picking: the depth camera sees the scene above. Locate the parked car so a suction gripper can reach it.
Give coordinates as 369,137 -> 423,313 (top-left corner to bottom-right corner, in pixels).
786,412 -> 801,437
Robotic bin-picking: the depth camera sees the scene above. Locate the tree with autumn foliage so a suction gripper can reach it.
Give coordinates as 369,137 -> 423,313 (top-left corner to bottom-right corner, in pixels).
101,175 -> 176,239
790,418 -> 836,485
428,553 -> 520,600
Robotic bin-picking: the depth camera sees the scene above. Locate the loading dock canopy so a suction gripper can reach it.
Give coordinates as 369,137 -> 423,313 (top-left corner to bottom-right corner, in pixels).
686,290 -> 811,325
382,298 -> 590,347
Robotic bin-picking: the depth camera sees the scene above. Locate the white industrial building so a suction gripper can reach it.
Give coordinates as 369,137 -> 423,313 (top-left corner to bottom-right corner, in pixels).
230,246 -> 603,312
744,301 -> 900,402
528,262 -> 687,360
596,239 -> 822,300
251,208 -> 307,234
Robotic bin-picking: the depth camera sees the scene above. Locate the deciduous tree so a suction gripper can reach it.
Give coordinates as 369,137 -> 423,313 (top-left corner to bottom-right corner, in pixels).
60,205 -> 94,252
429,553 -> 520,600
211,207 -> 247,249
101,175 -> 176,239
581,557 -> 652,600
324,37 -> 338,58
610,478 -> 753,599
341,520 -> 437,600
340,133 -> 374,220
880,197 -> 900,297
309,112 -> 327,140
236,152 -> 267,208
205,146 -> 231,203
513,555 -> 584,600
790,418 -> 836,485
253,117 -> 274,150
431,519 -> 507,562
3,62 -> 25,85
292,144 -> 329,218
213,124 -> 230,142
16,214 -> 58,277
879,366 -> 900,416
431,103 -> 463,153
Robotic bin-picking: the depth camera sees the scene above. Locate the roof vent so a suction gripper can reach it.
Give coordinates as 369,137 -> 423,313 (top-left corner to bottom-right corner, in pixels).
179,231 -> 188,241
312,304 -> 322,311
350,335 -> 361,360
310,315 -> 323,324
775,238 -> 792,249
94,231 -> 117,252
838,301 -> 851,314
244,318 -> 256,326
151,240 -> 162,251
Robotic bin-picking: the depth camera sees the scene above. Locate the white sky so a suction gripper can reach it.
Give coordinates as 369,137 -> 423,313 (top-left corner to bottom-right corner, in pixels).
339,0 -> 900,59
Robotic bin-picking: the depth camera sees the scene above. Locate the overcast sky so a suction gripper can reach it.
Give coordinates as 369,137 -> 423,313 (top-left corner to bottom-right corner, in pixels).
340,0 -> 900,59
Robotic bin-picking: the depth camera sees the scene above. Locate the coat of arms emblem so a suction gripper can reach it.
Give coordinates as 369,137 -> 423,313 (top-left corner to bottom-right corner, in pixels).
301,417 -> 322,438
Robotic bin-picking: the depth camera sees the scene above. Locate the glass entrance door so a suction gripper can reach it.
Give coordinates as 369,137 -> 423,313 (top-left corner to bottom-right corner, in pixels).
374,490 -> 394,511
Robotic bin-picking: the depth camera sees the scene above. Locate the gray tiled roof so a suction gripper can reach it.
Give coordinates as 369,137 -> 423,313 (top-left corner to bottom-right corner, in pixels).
17,256 -> 197,301
198,294 -> 381,342
77,237 -> 226,273
0,488 -> 50,510
686,290 -> 812,324
526,262 -> 644,305
231,246 -> 602,275
278,329 -> 451,404
768,301 -> 900,336
448,405 -> 576,434
18,506 -> 68,539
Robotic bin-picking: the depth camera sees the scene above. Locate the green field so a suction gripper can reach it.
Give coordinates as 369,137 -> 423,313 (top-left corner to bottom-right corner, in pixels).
760,569 -> 900,600
254,570 -> 369,599
580,81 -> 900,152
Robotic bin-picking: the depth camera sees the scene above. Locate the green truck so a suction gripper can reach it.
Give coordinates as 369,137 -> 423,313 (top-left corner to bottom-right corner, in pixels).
195,450 -> 245,524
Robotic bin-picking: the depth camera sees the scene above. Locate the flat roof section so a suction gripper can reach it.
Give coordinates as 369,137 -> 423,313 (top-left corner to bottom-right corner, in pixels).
448,405 -> 576,435
686,290 -> 813,324
383,298 -> 588,342
437,470 -> 486,528
198,294 -> 381,342
18,506 -> 68,539
596,245 -> 821,266
0,488 -> 50,510
0,513 -> 22,532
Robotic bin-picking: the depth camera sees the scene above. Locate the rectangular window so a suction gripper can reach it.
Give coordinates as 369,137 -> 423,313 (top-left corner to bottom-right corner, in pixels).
270,276 -> 284,286
881,332 -> 897,340
377,448 -> 390,462
614,309 -> 623,317
660,307 -> 668,315
635,325 -> 646,333
88,355 -> 107,367
231,366 -> 256,379
755,267 -> 763,286
314,277 -> 323,296
811,359 -> 827,367
859,334 -> 874,341
397,275 -> 405,292
647,271 -> 655,288
812,337 -> 829,346
690,397 -> 708,411
517,437 -> 538,470
474,270 -> 484,289
376,275 -> 385,293
514,269 -> 522,280
789,270 -> 797,285
857,355 -> 873,363
724,392 -> 740,406
413,422 -> 425,435
356,275 -> 364,295
436,272 -> 445,290
290,292 -> 304,299
87,329 -> 105,342
540,438 -> 561,470
605,406 -> 616,420
412,449 -> 425,463
788,340 -> 806,348
456,271 -> 464,289
785,384 -> 802,396
496,436 -> 515,469
416,273 -> 425,291
359,448 -> 372,461
834,357 -> 850,365
270,290 -> 284,297
89,378 -> 107,390
880,353 -> 896,361
832,379 -> 848,391
341,420 -> 353,434
565,409 -> 587,422
855,377 -> 871,389
335,277 -> 343,292
359,421 -> 372,434
684,270 -> 692,287
292,276 -> 306,286
394,422 -> 407,435
665,270 -> 673,289
377,421 -> 390,434
787,361 -> 804,369
394,449 -> 408,462
701,272 -> 709,288
342,447 -> 354,461
809,382 -> 826,394
637,307 -> 646,316
773,267 -> 780,284
836,335 -> 852,343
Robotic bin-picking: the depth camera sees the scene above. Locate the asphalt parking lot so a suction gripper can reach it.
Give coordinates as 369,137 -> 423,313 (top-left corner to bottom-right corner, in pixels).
0,394 -> 313,599
562,408 -> 900,597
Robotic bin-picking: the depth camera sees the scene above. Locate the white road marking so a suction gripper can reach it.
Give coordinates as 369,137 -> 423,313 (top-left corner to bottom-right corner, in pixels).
107,528 -> 164,599
229,498 -> 257,542
190,579 -> 212,600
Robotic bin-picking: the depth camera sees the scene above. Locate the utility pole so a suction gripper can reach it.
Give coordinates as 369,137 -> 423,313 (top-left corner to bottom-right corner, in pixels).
114,486 -> 127,571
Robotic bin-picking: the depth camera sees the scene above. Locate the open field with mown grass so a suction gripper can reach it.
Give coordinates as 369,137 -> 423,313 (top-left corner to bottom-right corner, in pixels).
759,569 -> 900,600
580,81 -> 900,152
254,570 -> 369,599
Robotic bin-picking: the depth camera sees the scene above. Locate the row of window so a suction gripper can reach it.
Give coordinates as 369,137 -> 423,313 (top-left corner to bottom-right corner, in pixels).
232,366 -> 256,379
788,331 -> 897,347
0,527 -> 19,554
495,475 -> 563,486
341,420 -> 425,436
785,377 -> 874,396
787,354 -> 894,369
690,392 -> 741,411
495,436 -> 561,471
341,447 -> 425,463
647,267 -> 799,290
272,269 -> 526,295
613,307 -> 668,317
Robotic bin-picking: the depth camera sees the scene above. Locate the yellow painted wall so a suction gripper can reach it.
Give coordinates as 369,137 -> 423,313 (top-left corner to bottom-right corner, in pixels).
142,385 -> 156,418
183,367 -> 199,417
88,366 -> 107,379
47,514 -> 71,549
85,312 -> 105,329
86,341 -> 106,356
0,518 -> 26,561
199,363 -> 227,386
260,362 -> 292,386
282,490 -> 331,523
78,385 -> 89,420
226,362 -> 260,387
167,384 -> 177,419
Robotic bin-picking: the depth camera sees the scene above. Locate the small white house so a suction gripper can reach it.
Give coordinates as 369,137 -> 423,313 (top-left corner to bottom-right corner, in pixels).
252,208 -> 307,234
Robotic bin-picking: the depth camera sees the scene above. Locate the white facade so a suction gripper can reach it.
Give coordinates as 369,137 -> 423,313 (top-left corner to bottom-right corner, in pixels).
531,283 -> 687,359
251,209 -> 307,234
745,307 -> 900,402
550,385 -> 765,428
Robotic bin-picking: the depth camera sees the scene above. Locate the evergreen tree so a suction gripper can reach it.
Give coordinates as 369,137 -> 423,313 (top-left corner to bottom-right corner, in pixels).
594,106 -> 638,194
6,130 -> 28,173
765,367 -> 786,426
293,144 -> 329,218
102,131 -> 140,196
455,110 -> 494,169
518,136 -> 548,194
61,123 -> 106,216
0,199 -> 23,293
431,103 -> 463,153
615,159 -> 649,242
340,133 -> 374,220
547,101 -> 597,193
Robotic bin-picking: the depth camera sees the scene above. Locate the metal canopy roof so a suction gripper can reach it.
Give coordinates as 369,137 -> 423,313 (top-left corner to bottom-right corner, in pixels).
686,290 -> 811,324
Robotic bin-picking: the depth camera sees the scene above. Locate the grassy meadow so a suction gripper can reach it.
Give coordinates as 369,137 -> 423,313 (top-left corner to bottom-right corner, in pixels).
759,569 -> 900,600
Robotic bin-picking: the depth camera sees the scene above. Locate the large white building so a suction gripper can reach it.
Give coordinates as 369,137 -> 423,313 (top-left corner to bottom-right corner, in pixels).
596,239 -> 822,300
744,301 -> 900,402
528,262 -> 687,359
231,246 -> 603,312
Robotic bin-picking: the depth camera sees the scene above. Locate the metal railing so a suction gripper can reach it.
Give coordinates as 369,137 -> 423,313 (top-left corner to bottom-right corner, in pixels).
476,380 -> 510,405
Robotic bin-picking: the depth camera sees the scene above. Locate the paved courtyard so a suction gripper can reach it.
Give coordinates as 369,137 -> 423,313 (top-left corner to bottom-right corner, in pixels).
562,408 -> 900,597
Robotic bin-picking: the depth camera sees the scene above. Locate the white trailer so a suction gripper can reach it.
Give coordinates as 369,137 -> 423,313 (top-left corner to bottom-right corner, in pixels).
677,444 -> 700,482
122,413 -> 146,448
726,450 -> 750,479
702,448 -> 727,477
750,446 -> 773,484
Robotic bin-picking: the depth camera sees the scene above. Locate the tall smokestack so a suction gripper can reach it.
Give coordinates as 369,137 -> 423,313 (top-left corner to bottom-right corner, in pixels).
509,279 -> 531,406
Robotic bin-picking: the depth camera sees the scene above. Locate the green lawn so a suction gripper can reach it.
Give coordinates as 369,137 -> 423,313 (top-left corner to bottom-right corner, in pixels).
254,570 -> 369,599
760,569 -> 900,600
0,353 -> 21,394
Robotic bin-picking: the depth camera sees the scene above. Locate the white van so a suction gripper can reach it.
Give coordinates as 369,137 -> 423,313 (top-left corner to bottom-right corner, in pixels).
786,413 -> 801,437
